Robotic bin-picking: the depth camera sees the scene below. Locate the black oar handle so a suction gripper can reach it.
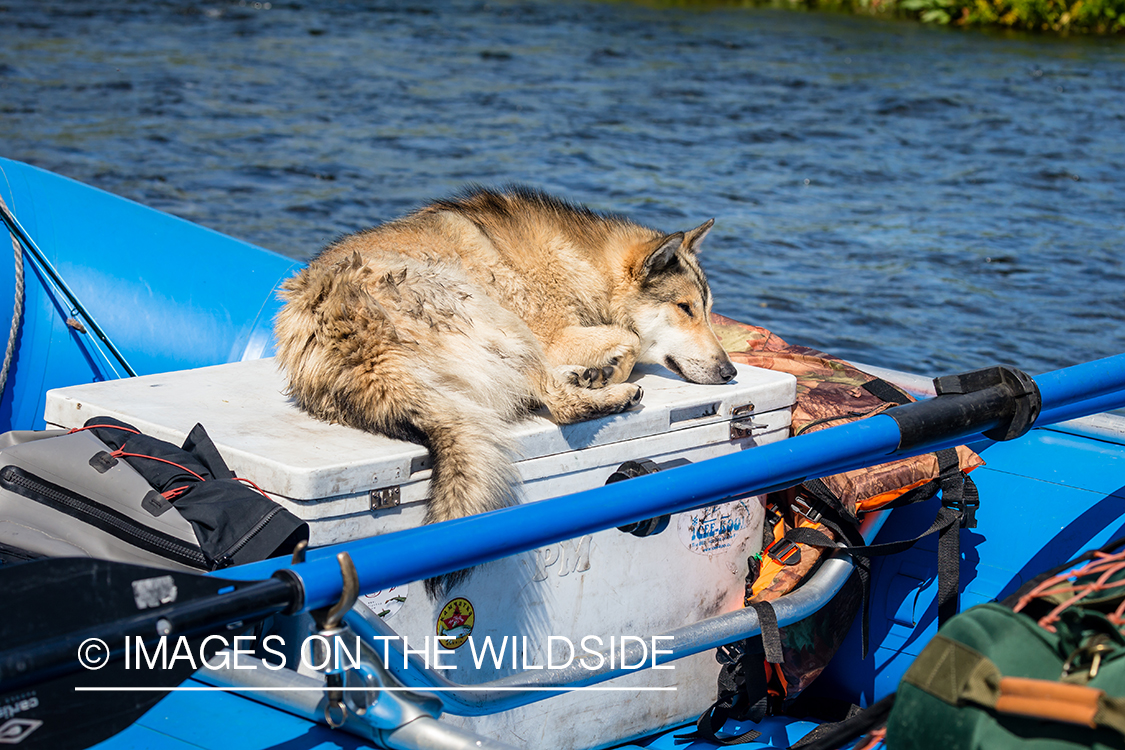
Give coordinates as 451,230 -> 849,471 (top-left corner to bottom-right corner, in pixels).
0,575 -> 298,693
888,365 -> 1042,451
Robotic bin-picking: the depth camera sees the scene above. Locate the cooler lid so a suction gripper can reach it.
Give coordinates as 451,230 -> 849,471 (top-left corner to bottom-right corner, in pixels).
44,358 -> 795,501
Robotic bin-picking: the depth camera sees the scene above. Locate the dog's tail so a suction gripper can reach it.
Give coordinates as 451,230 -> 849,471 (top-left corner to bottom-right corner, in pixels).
414,399 -> 518,525
275,252 -> 529,597
412,398 -> 519,597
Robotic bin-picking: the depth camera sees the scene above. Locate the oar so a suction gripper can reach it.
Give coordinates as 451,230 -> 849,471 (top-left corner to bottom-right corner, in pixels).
1,356 -> 1123,748
252,356 -> 1125,609
0,558 -> 298,749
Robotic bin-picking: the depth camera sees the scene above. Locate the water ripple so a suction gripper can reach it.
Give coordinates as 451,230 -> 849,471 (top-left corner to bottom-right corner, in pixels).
1,0 -> 1122,375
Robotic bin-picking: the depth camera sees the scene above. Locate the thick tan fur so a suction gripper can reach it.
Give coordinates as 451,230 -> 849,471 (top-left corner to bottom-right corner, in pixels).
274,187 -> 734,591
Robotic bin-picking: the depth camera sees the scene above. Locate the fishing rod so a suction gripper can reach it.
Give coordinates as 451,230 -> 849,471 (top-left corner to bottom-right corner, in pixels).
0,199 -> 137,378
1,354 -> 1123,747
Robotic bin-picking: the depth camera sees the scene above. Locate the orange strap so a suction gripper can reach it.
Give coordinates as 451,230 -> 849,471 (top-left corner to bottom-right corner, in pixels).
995,677 -> 1099,728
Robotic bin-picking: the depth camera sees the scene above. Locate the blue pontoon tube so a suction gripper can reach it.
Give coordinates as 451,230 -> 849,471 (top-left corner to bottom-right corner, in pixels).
0,156 -> 300,431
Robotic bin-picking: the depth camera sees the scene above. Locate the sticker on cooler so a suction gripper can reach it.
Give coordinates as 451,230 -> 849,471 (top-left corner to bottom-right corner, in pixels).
358,584 -> 407,619
436,597 -> 475,649
678,498 -> 756,555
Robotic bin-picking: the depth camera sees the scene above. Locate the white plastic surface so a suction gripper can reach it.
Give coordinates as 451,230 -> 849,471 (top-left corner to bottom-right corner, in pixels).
45,358 -> 795,502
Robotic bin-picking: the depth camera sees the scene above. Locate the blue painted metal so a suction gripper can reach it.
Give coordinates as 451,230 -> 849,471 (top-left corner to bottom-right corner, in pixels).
1038,391 -> 1125,426
228,417 -> 906,600
89,678 -> 371,750
229,354 -> 1125,612
0,157 -> 301,431
1035,354 -> 1125,415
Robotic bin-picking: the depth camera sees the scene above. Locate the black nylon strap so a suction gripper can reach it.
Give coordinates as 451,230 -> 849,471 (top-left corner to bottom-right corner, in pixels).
862,378 -> 912,406
878,477 -> 939,511
853,555 -> 874,659
674,656 -> 765,746
674,710 -> 762,746
961,471 -> 980,529
802,478 -> 862,535
936,449 -> 963,510
784,510 -> 960,559
935,448 -> 965,625
750,600 -> 784,664
937,519 -> 960,624
783,504 -> 961,659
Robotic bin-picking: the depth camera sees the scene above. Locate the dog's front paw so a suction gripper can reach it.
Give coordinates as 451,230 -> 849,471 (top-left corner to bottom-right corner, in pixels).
558,364 -> 613,390
560,365 -> 596,389
595,348 -> 636,386
593,358 -> 625,388
602,383 -> 643,414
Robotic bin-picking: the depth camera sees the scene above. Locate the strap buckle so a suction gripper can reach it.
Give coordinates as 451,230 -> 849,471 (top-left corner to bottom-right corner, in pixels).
764,503 -> 784,528
961,494 -> 979,529
715,642 -> 744,665
765,537 -> 802,566
791,495 -> 823,525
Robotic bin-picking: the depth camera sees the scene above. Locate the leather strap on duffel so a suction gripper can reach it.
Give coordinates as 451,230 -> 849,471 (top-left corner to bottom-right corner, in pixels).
902,633 -> 1125,737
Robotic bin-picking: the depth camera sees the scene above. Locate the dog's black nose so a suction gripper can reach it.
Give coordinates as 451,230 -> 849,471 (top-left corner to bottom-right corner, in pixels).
718,362 -> 737,382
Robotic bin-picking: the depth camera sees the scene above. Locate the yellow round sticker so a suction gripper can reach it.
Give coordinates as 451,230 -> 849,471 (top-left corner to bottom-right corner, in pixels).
436,597 -> 475,649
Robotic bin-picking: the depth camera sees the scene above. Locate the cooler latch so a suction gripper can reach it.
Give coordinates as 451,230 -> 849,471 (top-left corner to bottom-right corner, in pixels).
730,402 -> 766,440
370,486 -> 401,511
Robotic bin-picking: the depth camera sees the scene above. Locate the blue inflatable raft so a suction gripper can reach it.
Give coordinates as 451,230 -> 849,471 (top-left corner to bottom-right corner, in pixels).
1,157 -> 1124,750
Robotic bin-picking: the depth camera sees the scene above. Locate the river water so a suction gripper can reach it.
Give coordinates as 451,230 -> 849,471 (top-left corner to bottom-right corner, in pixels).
1,1 -> 1122,375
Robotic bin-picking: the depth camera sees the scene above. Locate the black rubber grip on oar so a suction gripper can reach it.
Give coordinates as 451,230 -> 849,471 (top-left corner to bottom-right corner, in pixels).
887,365 -> 1041,451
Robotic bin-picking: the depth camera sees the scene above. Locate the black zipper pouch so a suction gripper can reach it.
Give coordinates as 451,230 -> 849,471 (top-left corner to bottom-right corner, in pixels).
84,416 -> 308,569
0,417 -> 308,570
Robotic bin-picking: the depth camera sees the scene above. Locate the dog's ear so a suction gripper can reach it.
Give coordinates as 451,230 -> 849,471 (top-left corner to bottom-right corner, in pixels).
639,232 -> 684,278
683,219 -> 714,254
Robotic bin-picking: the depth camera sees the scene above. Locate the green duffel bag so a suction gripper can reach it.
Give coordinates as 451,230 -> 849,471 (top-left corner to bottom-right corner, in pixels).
886,543 -> 1125,749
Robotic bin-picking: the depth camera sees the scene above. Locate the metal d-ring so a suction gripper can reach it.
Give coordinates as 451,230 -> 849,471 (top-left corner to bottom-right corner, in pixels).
324,672 -> 348,729
1062,633 -> 1116,681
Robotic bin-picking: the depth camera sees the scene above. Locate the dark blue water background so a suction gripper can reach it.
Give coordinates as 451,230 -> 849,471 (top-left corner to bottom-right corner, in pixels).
1,1 -> 1122,375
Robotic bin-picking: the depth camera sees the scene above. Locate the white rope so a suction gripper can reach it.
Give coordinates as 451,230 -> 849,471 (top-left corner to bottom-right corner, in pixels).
0,192 -> 25,399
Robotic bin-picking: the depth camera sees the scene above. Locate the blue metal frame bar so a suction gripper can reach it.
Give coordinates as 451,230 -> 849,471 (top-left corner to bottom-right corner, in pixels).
228,354 -> 1125,614
1039,392 -> 1125,428
1034,355 -> 1125,414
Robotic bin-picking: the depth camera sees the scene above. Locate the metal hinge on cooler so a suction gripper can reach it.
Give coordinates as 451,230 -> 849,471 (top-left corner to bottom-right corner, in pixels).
370,485 -> 401,511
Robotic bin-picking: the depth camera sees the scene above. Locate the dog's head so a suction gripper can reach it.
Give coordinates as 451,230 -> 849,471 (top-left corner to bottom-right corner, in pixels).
623,219 -> 736,385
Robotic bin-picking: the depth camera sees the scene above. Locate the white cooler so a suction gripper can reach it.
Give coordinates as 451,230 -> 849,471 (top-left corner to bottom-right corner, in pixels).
45,358 -> 796,749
